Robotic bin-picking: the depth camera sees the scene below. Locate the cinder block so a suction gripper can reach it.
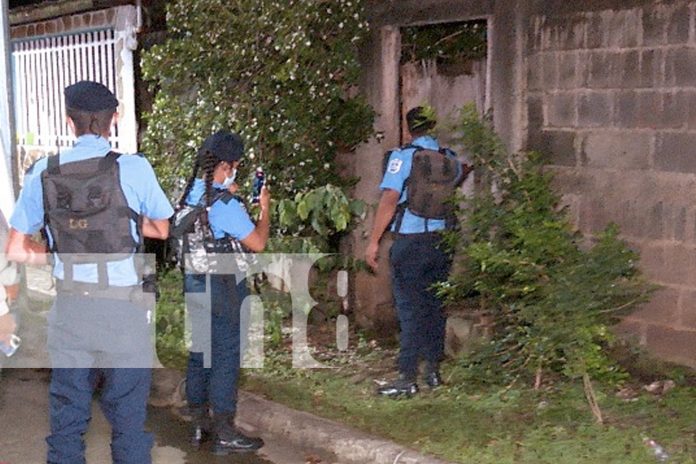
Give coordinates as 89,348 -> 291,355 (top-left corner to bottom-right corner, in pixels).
662,243 -> 696,286
549,17 -> 587,51
686,92 -> 696,130
578,92 -> 612,128
642,6 -> 667,46
634,242 -> 665,282
661,92 -> 687,129
635,91 -> 662,129
557,52 -> 579,89
580,130 -> 651,169
655,132 -> 696,174
645,325 -> 696,368
665,47 -> 696,87
613,318 -> 646,345
619,50 -> 641,89
617,9 -> 642,48
529,129 -> 576,166
613,90 -> 638,128
542,53 -> 559,90
589,52 -> 612,89
527,53 -> 544,91
586,9 -> 642,48
666,3 -> 691,45
527,95 -> 544,134
639,49 -> 661,89
632,287 -> 680,324
527,17 -> 544,51
674,206 -> 687,241
678,289 -> 696,329
585,12 -> 603,49
546,92 -> 576,127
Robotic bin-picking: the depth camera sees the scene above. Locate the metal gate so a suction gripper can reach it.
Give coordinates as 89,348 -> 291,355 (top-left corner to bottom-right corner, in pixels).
12,29 -> 120,152
10,5 -> 139,183
12,28 -> 124,175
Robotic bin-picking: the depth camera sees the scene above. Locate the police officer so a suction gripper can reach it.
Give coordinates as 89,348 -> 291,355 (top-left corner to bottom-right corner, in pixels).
366,106 -> 453,398
6,81 -> 173,463
179,130 -> 269,454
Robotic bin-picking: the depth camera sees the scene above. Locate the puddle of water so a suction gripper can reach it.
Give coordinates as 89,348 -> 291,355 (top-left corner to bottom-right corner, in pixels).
147,407 -> 274,464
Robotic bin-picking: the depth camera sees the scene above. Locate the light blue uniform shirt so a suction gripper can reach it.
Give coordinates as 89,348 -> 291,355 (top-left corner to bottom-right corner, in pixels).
185,179 -> 255,241
10,135 -> 174,286
379,135 -> 447,234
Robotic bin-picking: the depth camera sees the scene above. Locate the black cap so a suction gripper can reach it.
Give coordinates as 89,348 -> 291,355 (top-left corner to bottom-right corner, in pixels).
64,81 -> 119,112
200,130 -> 244,162
406,106 -> 436,133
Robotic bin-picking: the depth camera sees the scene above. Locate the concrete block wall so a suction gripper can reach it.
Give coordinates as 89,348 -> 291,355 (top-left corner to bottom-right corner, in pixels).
526,0 -> 696,366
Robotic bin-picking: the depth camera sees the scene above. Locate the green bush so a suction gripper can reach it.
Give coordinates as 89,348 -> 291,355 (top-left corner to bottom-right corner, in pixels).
442,105 -> 654,388
140,0 -> 374,206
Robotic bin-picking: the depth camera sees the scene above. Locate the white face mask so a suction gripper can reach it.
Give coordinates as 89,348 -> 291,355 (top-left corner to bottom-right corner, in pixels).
221,168 -> 237,189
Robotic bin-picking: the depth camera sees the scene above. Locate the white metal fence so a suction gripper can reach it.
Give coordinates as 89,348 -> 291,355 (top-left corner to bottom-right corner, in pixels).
12,27 -> 124,173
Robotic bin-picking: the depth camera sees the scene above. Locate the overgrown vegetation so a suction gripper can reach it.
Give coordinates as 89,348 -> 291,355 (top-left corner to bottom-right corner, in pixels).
401,20 -> 487,65
141,0 -> 373,252
439,106 -> 654,416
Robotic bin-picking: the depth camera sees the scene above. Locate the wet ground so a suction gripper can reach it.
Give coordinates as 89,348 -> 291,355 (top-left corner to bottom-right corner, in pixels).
0,369 -> 336,464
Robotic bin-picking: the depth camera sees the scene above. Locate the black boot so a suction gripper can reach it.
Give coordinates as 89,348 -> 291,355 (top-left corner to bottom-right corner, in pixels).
188,406 -> 210,449
377,374 -> 419,398
211,414 -> 264,455
424,363 -> 444,388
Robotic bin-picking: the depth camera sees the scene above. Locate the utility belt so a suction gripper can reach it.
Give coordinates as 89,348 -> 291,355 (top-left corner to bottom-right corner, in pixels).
55,279 -> 155,306
389,230 -> 443,240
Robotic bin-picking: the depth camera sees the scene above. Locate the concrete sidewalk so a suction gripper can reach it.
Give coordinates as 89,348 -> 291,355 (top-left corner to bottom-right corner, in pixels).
237,391 -> 454,464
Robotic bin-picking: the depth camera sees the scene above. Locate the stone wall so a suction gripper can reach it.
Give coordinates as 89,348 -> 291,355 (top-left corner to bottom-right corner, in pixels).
525,0 -> 696,366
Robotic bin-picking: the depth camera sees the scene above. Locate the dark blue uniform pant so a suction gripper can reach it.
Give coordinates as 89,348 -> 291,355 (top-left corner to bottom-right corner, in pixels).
185,274 -> 248,418
390,234 -> 451,379
46,294 -> 154,464
47,368 -> 153,464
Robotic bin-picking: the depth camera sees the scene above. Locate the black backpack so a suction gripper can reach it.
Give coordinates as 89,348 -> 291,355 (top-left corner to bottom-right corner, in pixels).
383,144 -> 473,231
41,152 -> 141,287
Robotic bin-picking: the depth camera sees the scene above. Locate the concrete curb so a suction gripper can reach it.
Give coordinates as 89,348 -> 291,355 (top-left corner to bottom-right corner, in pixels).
237,391 -> 454,464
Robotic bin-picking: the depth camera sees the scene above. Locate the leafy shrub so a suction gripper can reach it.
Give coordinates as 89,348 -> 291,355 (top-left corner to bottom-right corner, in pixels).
140,0 -> 374,216
442,105 -> 654,388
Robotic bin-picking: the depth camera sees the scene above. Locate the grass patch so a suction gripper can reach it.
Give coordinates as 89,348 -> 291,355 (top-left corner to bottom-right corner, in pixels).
242,347 -> 696,463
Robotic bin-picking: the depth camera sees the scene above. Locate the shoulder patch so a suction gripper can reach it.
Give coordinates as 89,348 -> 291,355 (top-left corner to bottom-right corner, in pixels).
387,158 -> 403,174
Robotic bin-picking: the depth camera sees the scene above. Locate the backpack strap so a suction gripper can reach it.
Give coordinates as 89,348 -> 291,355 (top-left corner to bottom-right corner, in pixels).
46,153 -> 61,175
99,151 -> 121,170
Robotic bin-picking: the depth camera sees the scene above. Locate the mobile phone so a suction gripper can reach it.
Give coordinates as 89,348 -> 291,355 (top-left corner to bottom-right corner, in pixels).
252,167 -> 265,204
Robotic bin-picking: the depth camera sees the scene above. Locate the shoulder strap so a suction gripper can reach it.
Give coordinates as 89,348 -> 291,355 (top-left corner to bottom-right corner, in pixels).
46,153 -> 61,175
99,151 -> 121,170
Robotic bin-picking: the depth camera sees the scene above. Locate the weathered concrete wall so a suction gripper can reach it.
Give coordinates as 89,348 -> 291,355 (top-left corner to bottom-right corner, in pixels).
357,0 -> 696,366
525,0 -> 696,367
400,60 -> 487,143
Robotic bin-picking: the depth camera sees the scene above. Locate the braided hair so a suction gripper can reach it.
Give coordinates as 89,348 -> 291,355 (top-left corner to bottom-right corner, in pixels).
178,157 -> 200,208
201,150 -> 219,208
177,149 -> 222,208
